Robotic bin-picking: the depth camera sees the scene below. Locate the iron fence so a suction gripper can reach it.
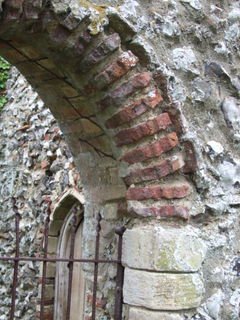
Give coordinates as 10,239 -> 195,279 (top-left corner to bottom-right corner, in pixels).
0,198 -> 125,320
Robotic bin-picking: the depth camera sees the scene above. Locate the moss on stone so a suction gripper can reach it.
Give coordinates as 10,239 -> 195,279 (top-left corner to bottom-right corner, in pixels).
0,57 -> 10,110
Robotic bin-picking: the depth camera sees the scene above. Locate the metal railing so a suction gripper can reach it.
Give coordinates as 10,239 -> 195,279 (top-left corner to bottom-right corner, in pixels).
0,198 -> 125,320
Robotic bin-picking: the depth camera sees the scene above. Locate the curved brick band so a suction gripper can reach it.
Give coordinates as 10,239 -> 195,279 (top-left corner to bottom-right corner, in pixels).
0,0 -> 196,222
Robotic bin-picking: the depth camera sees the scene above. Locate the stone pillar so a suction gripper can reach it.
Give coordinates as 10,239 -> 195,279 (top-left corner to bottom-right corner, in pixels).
122,226 -> 207,319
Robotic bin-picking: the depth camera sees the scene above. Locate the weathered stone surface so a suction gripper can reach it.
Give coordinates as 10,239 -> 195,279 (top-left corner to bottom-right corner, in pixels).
122,226 -> 207,272
123,268 -> 204,310
128,307 -> 185,320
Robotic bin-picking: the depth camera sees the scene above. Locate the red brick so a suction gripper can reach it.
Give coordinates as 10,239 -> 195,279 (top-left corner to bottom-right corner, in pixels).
122,132 -> 179,164
41,160 -> 50,169
87,295 -> 107,309
23,0 -> 42,20
79,29 -> 92,45
18,124 -> 30,131
114,113 -> 172,146
124,153 -> 185,185
142,89 -> 163,108
71,29 -> 92,56
126,184 -> 190,200
125,205 -> 190,220
49,24 -> 71,45
153,70 -> 170,102
80,33 -> 121,72
105,89 -> 163,129
92,51 -> 139,89
165,105 -> 185,134
36,312 -> 53,320
106,100 -> 147,128
183,141 -> 197,173
98,72 -> 152,110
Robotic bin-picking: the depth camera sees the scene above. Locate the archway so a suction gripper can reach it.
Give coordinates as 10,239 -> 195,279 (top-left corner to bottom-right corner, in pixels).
0,1 -> 206,320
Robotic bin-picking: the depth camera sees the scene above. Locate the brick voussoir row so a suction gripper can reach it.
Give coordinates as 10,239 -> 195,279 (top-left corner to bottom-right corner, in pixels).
118,202 -> 190,219
130,205 -> 190,219
97,72 -> 152,111
79,33 -> 121,73
122,132 -> 179,164
105,88 -> 163,129
114,113 -> 172,146
126,184 -> 191,201
124,153 -> 185,185
90,51 -> 139,90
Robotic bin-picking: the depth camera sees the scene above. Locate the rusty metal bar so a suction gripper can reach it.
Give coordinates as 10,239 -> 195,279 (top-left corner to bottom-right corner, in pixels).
40,202 -> 51,320
9,198 -> 21,320
114,227 -> 126,320
66,206 -> 78,320
91,213 -> 101,320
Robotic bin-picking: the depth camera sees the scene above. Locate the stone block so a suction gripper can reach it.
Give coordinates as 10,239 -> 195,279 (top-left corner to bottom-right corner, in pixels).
47,236 -> 58,254
103,203 -> 119,220
123,268 -> 204,310
122,226 -> 207,272
128,307 -> 185,320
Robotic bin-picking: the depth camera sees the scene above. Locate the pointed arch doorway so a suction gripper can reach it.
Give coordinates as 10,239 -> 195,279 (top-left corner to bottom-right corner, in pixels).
50,190 -> 86,320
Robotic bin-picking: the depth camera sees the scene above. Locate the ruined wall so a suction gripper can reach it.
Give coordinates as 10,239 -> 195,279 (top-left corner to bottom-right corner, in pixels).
0,0 -> 239,320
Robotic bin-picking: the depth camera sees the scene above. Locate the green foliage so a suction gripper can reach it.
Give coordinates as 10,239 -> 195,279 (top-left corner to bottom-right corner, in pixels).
0,57 -> 10,110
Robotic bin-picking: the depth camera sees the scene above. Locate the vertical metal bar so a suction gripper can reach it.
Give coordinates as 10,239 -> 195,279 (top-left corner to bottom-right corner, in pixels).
9,198 -> 21,320
40,202 -> 51,320
114,226 -> 126,320
91,213 -> 101,320
66,206 -> 78,320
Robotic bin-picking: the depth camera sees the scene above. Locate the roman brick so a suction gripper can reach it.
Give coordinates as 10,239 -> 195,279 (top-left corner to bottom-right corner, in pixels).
87,295 -> 107,309
118,203 -> 190,220
80,33 -> 121,72
143,89 -> 164,108
105,89 -> 163,128
183,141 -> 197,173
92,51 -> 139,89
114,113 -> 172,146
126,184 -> 190,200
124,153 -> 185,185
166,105 -> 185,134
98,72 -> 152,110
122,132 -> 178,164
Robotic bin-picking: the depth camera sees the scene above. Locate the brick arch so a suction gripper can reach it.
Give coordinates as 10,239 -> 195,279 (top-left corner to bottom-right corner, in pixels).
0,0 -> 195,220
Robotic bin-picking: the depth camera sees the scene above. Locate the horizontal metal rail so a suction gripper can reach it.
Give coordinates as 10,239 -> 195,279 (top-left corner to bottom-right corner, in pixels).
0,257 -> 120,263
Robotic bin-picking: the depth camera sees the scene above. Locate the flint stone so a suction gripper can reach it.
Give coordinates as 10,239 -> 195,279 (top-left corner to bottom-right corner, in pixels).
122,226 -> 207,272
123,268 -> 204,310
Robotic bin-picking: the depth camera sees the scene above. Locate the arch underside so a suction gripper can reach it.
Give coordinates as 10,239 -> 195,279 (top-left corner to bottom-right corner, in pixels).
0,0 -> 194,219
